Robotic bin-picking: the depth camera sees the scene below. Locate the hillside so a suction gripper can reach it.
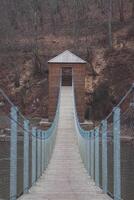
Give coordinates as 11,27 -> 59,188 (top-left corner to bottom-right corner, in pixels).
0,0 -> 134,121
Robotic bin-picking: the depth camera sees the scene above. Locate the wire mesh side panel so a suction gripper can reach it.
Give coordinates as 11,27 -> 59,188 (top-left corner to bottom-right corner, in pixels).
120,89 -> 134,200
74,84 -> 134,200
0,93 -> 11,199
0,85 -> 60,200
0,116 -> 10,199
17,114 -> 24,198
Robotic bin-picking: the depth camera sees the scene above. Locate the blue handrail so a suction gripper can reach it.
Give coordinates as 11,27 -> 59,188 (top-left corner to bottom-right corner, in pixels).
73,81 -> 134,200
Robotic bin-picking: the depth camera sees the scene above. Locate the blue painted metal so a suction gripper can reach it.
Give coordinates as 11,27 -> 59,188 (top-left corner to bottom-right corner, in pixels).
84,139 -> 86,167
88,134 -> 91,176
48,137 -> 52,164
44,138 -> 47,168
44,137 -> 46,170
95,127 -> 99,187
102,120 -> 108,194
42,131 -> 45,173
85,139 -> 89,171
0,83 -> 60,200
40,132 -> 42,177
23,120 -> 30,193
40,131 -> 42,176
49,138 -> 52,163
91,130 -> 94,180
46,140 -> 49,166
2,78 -> 134,200
10,106 -> 18,200
44,138 -> 47,170
72,80 -> 134,198
81,138 -> 84,164
113,107 -> 121,200
32,127 -> 37,185
37,130 -> 41,179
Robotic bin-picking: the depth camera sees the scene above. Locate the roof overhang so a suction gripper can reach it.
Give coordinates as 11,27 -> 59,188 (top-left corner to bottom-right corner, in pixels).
48,50 -> 87,64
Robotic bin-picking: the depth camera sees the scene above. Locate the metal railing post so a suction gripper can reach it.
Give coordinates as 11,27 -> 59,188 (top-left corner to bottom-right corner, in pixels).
88,132 -> 91,176
95,127 -> 99,187
23,120 -> 29,193
37,130 -> 41,179
113,107 -> 121,200
44,136 -> 46,170
44,133 -> 46,171
42,131 -> 45,173
85,139 -> 89,171
81,137 -> 85,165
91,130 -> 94,180
32,127 -> 37,185
10,106 -> 18,200
40,132 -> 42,176
102,120 -> 108,193
47,140 -> 50,165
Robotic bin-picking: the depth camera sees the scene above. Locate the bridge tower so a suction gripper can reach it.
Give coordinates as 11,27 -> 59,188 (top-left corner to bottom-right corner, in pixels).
48,50 -> 86,122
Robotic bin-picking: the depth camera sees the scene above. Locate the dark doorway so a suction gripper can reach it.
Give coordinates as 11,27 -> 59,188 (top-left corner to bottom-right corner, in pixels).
62,67 -> 72,86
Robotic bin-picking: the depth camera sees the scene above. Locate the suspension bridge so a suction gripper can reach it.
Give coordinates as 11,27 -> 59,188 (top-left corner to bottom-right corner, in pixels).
0,81 -> 134,200
19,86 -> 111,200
0,50 -> 134,200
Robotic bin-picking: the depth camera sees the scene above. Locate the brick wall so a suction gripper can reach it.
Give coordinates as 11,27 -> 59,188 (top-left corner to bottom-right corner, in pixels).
48,63 -> 86,122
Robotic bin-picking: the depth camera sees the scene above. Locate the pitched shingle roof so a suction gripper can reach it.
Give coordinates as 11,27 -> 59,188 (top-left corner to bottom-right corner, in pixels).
48,50 -> 86,64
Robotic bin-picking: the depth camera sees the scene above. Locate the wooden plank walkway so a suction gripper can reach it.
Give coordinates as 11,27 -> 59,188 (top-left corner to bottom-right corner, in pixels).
19,87 -> 112,200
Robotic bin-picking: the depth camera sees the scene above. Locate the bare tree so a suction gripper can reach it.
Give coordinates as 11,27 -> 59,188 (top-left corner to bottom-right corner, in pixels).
132,0 -> 134,18
118,0 -> 125,22
14,65 -> 20,88
48,0 -> 59,35
108,0 -> 113,48
32,0 -> 42,75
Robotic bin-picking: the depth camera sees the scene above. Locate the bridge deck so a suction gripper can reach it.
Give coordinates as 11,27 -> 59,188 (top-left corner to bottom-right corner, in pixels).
19,87 -> 111,200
